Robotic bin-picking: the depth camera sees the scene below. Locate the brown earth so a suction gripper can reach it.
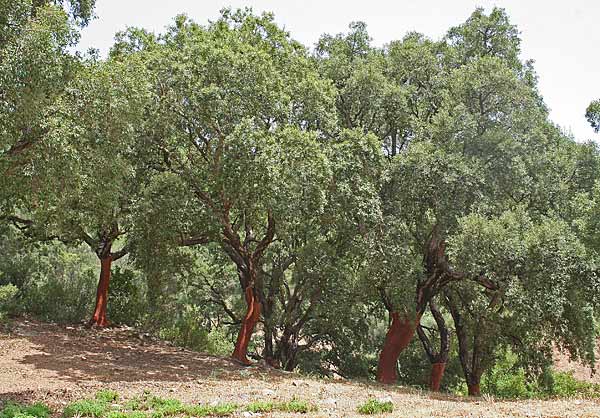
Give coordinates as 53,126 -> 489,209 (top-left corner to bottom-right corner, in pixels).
1,318 -> 599,417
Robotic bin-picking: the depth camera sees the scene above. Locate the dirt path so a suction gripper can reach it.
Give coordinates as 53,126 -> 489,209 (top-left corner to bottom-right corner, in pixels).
1,319 -> 598,417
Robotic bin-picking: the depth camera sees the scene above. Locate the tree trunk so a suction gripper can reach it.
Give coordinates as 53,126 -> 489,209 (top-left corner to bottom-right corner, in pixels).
430,362 -> 446,391
275,331 -> 300,372
90,255 -> 112,327
376,312 -> 419,384
232,286 -> 261,365
262,308 -> 280,368
467,380 -> 481,396
417,299 -> 449,392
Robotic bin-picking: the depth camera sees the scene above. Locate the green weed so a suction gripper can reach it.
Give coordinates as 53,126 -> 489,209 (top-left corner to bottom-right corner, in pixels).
357,399 -> 394,415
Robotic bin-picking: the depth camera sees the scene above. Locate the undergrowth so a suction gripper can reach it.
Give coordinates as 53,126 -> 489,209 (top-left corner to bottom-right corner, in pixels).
357,399 -> 394,415
53,391 -> 316,417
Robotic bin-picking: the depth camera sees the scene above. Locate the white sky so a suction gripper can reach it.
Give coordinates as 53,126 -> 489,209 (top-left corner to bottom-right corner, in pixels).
77,0 -> 600,142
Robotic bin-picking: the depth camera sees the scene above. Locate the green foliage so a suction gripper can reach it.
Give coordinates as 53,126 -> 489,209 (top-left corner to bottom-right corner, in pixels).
188,403 -> 237,417
246,399 -> 316,414
472,349 -> 600,399
0,284 -> 18,317
106,267 -> 147,326
0,230 -> 98,323
0,402 -> 51,418
549,372 -> 600,398
245,402 -> 273,413
157,305 -> 233,355
357,399 -> 394,415
2,4 -> 600,400
60,392 -> 242,418
277,399 -> 316,413
586,100 -> 600,133
482,350 -> 533,398
63,399 -> 108,418
95,390 -> 119,403
105,412 -> 146,418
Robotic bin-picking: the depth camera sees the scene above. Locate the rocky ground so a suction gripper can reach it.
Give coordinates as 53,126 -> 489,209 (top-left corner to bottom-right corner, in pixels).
0,318 -> 598,417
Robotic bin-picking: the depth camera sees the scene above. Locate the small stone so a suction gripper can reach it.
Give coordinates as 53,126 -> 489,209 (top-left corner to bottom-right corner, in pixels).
377,396 -> 393,403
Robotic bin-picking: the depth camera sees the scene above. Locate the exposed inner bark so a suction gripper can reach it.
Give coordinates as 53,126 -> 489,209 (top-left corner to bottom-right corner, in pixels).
417,299 -> 450,391
375,227 -> 455,385
90,255 -> 112,327
468,382 -> 481,397
376,312 -> 419,384
232,286 -> 261,365
430,362 -> 447,391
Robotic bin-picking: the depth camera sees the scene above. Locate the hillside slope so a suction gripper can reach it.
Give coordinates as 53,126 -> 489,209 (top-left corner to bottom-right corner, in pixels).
0,319 -> 598,417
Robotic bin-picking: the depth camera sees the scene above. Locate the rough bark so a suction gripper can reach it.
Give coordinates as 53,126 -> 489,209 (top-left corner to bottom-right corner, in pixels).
376,312 -> 420,384
90,255 -> 112,327
231,286 -> 261,365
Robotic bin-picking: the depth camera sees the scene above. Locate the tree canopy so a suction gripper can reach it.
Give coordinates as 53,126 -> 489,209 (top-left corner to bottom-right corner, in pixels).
1,5 -> 599,396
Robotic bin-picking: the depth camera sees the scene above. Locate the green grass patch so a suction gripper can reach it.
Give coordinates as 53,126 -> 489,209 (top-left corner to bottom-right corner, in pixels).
95,390 -> 119,403
245,399 -> 316,414
277,399 -> 316,413
246,401 -> 274,413
185,404 -> 237,417
122,399 -> 143,412
105,412 -> 147,418
357,399 -> 394,415
0,402 -> 52,418
149,398 -> 186,417
0,393 -> 313,418
63,399 -> 108,418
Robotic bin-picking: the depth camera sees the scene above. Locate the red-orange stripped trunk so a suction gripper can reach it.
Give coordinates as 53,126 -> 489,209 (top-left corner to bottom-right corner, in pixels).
90,255 -> 112,327
376,312 -> 419,384
430,362 -> 446,391
232,286 -> 261,365
468,383 -> 481,396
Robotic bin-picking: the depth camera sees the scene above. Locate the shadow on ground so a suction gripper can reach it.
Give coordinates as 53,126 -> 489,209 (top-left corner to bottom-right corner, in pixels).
3,319 -> 283,386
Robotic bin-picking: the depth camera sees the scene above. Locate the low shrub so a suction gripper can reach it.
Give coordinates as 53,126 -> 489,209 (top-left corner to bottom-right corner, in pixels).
357,399 -> 394,415
245,401 -> 273,413
0,284 -> 19,319
63,399 -> 107,418
277,399 -> 316,413
0,402 -> 52,418
95,390 -> 119,403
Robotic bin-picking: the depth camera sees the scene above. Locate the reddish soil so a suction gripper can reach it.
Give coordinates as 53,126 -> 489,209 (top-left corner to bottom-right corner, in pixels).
1,318 -> 599,417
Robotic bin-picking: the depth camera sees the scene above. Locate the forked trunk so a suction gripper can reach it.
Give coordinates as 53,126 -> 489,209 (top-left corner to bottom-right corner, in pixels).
417,299 -> 450,392
430,362 -> 446,391
376,312 -> 419,384
90,255 -> 112,327
232,286 -> 261,365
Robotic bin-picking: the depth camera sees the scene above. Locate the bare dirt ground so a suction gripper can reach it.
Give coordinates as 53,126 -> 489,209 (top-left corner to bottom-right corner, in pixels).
1,318 -> 599,417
